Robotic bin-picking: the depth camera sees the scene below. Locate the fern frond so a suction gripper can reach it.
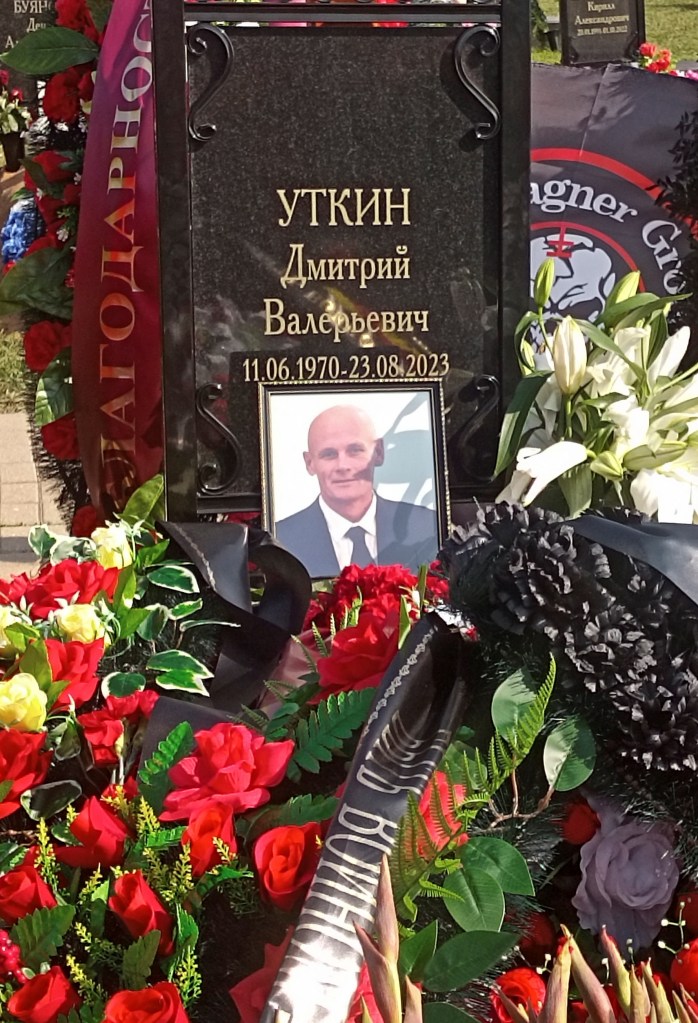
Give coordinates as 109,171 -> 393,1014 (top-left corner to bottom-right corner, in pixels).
311,622 -> 329,657
418,878 -> 466,901
289,688 -> 374,776
509,656 -> 556,756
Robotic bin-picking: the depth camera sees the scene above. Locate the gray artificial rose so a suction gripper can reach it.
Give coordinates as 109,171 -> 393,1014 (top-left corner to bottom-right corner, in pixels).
571,795 -> 679,951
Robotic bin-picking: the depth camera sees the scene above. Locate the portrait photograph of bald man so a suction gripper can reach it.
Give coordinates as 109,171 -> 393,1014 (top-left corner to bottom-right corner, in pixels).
261,385 -> 445,578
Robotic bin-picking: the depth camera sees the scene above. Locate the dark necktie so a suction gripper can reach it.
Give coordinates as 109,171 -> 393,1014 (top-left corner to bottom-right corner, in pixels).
345,525 -> 374,568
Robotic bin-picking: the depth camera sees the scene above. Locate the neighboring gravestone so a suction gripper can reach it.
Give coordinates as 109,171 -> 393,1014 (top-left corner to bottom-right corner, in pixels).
561,0 -> 645,65
153,2 -> 531,521
0,0 -> 56,105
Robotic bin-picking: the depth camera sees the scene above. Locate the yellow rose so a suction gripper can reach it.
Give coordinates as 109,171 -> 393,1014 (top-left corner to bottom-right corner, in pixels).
0,607 -> 25,659
0,673 -> 47,731
91,524 -> 133,569
53,604 -> 106,644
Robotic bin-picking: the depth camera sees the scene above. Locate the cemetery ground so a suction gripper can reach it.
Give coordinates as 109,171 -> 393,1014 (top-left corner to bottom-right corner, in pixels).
536,0 -> 697,62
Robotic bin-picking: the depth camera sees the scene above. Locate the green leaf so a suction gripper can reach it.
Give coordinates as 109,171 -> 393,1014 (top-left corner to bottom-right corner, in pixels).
494,374 -> 549,478
491,668 -> 538,738
0,842 -> 27,874
112,564 -> 136,610
27,525 -> 59,560
147,650 -> 212,678
121,474 -> 164,527
134,538 -> 170,570
543,716 -> 596,791
422,930 -> 518,992
558,463 -> 592,518
1,26 -> 99,73
175,904 -> 199,951
86,0 -> 112,31
0,245 -> 73,320
399,920 -> 438,981
3,623 -> 40,655
442,867 -> 505,932
289,688 -> 375,777
0,780 -> 13,805
148,564 -> 199,594
89,879 -> 110,939
18,639 -> 52,688
101,672 -> 146,699
51,718 -> 82,762
460,837 -> 534,896
178,619 -> 241,633
136,604 -> 170,641
20,780 -> 82,821
597,292 -> 685,329
246,794 -> 339,843
154,670 -> 209,696
137,721 -> 194,814
168,598 -> 204,620
122,930 -> 160,990
11,905 -> 76,972
115,608 -> 152,641
398,595 -> 412,649
423,1006 -> 481,1023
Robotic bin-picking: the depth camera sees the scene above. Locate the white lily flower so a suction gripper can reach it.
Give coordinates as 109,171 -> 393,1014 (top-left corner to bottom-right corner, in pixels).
552,317 -> 588,395
605,397 -> 651,460
647,325 -> 691,387
496,441 -> 589,506
630,447 -> 698,522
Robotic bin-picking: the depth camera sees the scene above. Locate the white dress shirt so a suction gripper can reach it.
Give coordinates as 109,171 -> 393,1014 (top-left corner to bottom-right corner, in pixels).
318,494 -> 378,568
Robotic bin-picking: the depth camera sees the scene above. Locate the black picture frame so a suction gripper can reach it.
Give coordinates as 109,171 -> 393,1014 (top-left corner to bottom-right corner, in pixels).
259,380 -> 448,578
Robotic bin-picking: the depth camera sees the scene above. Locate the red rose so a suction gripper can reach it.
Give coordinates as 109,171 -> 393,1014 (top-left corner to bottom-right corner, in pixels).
107,690 -> 159,723
24,151 -> 74,189
43,67 -> 83,124
182,802 -> 237,876
56,0 -> 103,43
102,982 -> 189,1023
108,871 -> 174,955
41,412 -> 79,460
562,799 -> 600,845
254,822 -> 322,911
161,723 -> 294,821
22,320 -> 71,374
230,929 -> 294,1023
672,938 -> 698,995
417,770 -> 467,857
0,731 -> 51,819
56,797 -> 131,868
22,559 -> 119,619
0,863 -> 56,925
45,638 -> 104,709
490,968 -> 547,1023
7,965 -> 80,1023
0,570 -> 35,606
317,607 -> 398,697
71,504 -> 104,537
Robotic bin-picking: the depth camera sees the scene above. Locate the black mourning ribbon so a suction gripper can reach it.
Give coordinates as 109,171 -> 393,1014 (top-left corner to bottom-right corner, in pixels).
141,521 -> 311,760
573,514 -> 698,607
345,525 -> 374,568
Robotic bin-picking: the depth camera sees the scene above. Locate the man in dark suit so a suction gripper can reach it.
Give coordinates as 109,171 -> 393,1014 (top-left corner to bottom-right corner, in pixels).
275,405 -> 438,577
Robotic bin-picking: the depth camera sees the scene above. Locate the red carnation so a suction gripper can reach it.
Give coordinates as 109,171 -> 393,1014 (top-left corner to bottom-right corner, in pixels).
22,559 -> 119,619
23,320 -> 71,374
109,871 -> 174,955
317,605 -> 398,697
71,503 -> 104,537
491,967 -> 547,1023
0,731 -> 51,819
45,638 -> 104,709
182,802 -> 237,876
7,965 -> 80,1023
162,722 -> 294,821
253,821 -> 322,911
56,0 -> 103,43
562,799 -> 600,845
56,796 -> 131,868
41,413 -> 79,460
24,150 -> 74,188
0,863 -> 57,925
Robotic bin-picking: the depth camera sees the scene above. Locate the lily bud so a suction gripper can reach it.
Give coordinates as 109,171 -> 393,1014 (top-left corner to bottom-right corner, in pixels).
590,451 -> 624,481
539,938 -> 571,1023
564,928 -> 615,1023
623,441 -> 685,472
629,969 -> 649,1023
534,258 -> 556,309
605,270 -> 641,308
642,964 -> 674,1023
552,317 -> 587,395
600,928 -> 631,1017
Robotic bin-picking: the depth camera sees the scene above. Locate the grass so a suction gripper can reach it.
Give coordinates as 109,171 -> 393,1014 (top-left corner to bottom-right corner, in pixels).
534,0 -> 698,64
0,330 -> 25,413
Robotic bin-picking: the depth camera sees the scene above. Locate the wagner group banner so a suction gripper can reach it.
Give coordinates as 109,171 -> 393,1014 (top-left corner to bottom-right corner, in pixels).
530,64 -> 698,323
72,0 -> 162,515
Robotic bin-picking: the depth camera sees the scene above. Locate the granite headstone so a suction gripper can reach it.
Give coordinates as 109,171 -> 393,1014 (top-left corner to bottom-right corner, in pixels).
561,0 -> 645,65
0,0 -> 56,106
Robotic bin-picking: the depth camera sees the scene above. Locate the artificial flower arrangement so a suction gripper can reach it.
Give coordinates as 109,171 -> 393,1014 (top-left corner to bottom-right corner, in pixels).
496,259 -> 698,520
0,474 -> 698,1023
0,71 -> 30,138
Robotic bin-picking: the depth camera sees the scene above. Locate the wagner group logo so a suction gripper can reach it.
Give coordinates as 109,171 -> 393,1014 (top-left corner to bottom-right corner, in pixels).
530,147 -> 689,319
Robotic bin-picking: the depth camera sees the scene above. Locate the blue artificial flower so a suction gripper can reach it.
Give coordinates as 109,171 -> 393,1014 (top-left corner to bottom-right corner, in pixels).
1,195 -> 45,265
